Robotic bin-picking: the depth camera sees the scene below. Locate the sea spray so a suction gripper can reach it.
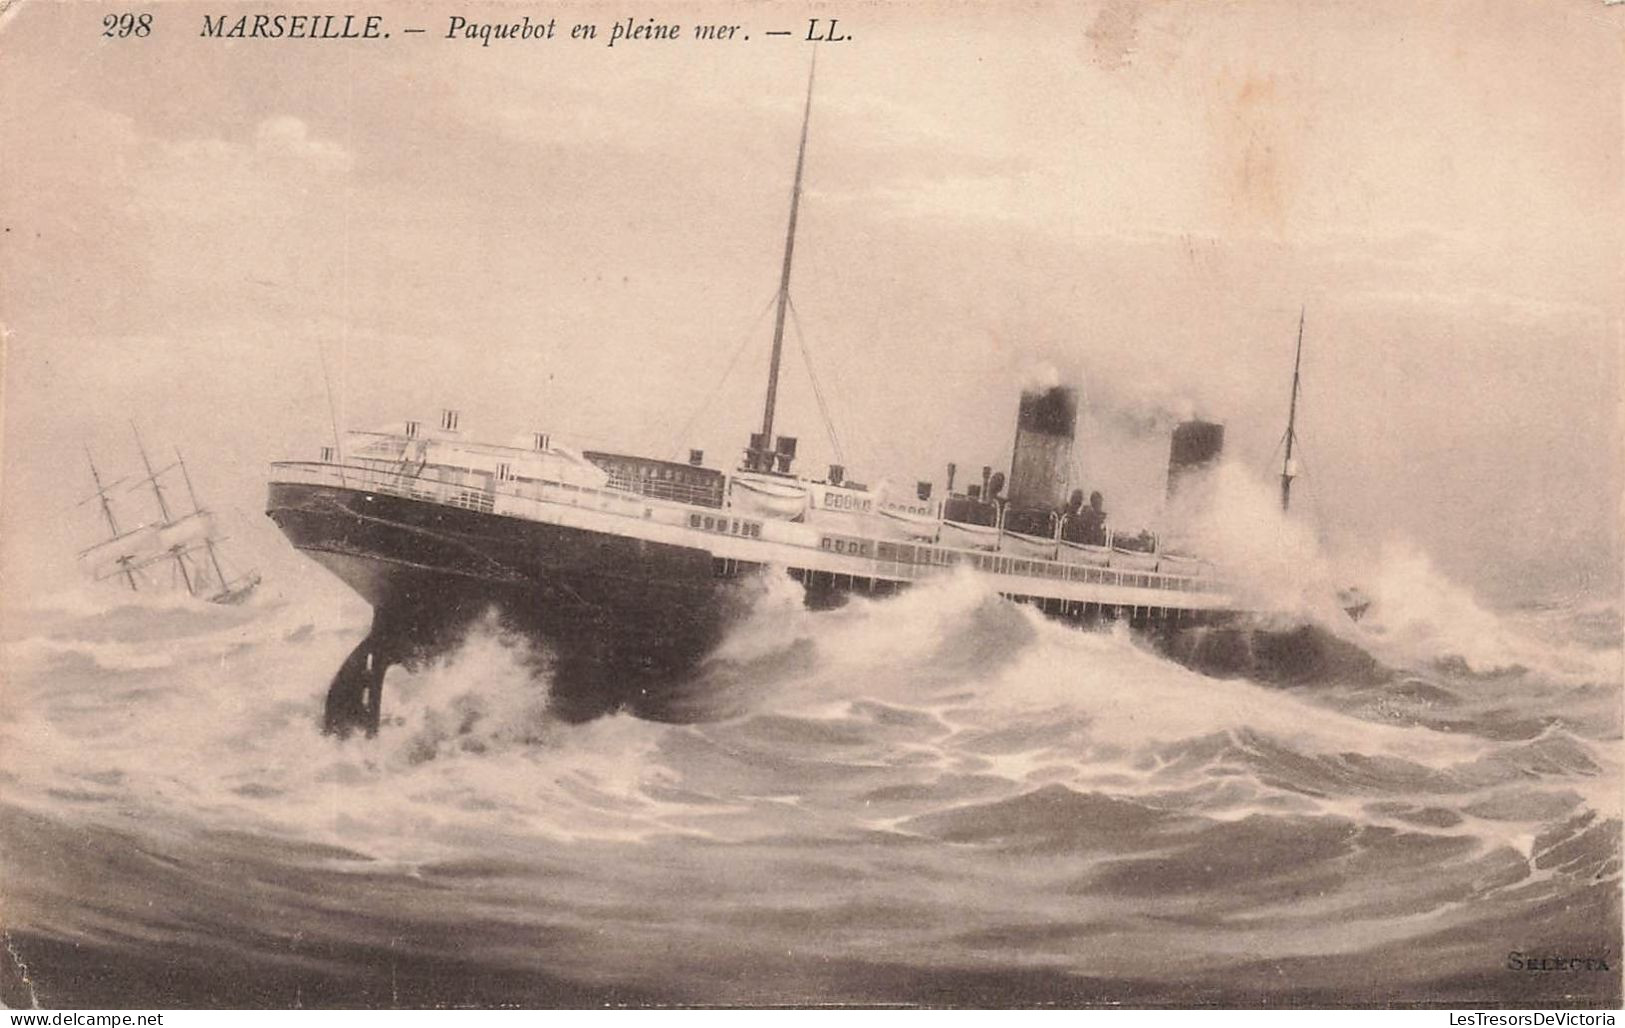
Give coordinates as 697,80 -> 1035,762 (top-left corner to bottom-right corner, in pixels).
0,552 -> 1617,1005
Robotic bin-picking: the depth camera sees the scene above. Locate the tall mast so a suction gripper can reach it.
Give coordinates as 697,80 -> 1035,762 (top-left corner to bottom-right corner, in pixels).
176,447 -> 229,590
85,447 -> 137,592
758,49 -> 819,460
1280,307 -> 1305,513
132,423 -> 174,523
132,424 -> 194,596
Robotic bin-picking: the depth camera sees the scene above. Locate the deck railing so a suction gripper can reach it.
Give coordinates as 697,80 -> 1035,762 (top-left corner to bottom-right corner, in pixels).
270,460 -> 1223,594
271,459 -> 652,519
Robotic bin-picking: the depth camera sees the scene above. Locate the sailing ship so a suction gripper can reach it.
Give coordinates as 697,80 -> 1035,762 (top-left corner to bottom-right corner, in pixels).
266,60 -> 1245,737
80,427 -> 261,605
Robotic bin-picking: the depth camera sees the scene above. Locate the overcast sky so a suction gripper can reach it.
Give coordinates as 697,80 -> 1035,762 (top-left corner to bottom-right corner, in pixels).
2,0 -> 1619,606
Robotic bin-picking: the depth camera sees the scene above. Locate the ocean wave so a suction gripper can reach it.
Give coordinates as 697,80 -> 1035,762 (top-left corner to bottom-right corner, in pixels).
1168,465 -> 1621,688
2,561 -> 1618,1008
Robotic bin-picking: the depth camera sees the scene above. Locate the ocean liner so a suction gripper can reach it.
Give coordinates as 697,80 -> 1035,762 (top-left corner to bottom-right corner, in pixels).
266,63 -> 1241,736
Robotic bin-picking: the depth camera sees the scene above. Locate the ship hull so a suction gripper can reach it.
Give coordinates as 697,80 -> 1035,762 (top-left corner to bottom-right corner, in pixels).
267,476 -> 1235,732
266,481 -> 753,722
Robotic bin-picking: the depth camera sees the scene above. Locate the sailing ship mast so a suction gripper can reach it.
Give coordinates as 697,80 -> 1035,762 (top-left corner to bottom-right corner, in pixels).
131,423 -> 195,596
83,448 -> 138,591
754,50 -> 818,470
1279,307 -> 1305,512
78,429 -> 260,603
175,447 -> 230,591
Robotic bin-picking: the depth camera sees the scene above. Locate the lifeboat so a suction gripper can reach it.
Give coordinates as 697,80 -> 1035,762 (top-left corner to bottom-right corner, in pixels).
1000,530 -> 1057,560
729,474 -> 808,521
877,504 -> 938,541
1058,540 -> 1112,566
939,518 -> 999,551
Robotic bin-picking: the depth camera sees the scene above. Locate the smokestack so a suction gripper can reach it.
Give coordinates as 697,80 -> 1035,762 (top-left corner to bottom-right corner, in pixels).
1007,386 -> 1078,509
775,435 -> 797,474
1166,420 -> 1225,500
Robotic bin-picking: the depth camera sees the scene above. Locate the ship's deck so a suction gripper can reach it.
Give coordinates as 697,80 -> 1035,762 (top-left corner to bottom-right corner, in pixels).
269,459 -> 1236,611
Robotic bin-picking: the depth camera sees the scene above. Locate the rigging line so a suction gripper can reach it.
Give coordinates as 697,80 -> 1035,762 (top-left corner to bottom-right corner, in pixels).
788,293 -> 878,469
786,296 -> 845,466
1270,433 -> 1312,476
800,308 -> 881,472
316,337 -> 348,486
665,291 -> 779,460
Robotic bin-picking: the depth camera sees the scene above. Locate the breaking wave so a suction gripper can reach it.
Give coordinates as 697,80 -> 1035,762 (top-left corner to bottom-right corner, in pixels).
1,537 -> 1618,1006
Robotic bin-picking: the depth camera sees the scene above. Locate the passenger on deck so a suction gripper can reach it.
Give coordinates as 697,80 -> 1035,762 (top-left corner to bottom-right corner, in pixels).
1082,492 -> 1108,545
1064,490 -> 1108,546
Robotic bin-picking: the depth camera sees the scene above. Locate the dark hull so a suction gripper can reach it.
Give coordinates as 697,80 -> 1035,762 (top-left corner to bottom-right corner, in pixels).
267,481 -> 1279,734
266,482 -> 754,725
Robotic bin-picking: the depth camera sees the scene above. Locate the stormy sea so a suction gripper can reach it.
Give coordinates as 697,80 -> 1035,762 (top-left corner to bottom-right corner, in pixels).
1,557 -> 1619,1008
